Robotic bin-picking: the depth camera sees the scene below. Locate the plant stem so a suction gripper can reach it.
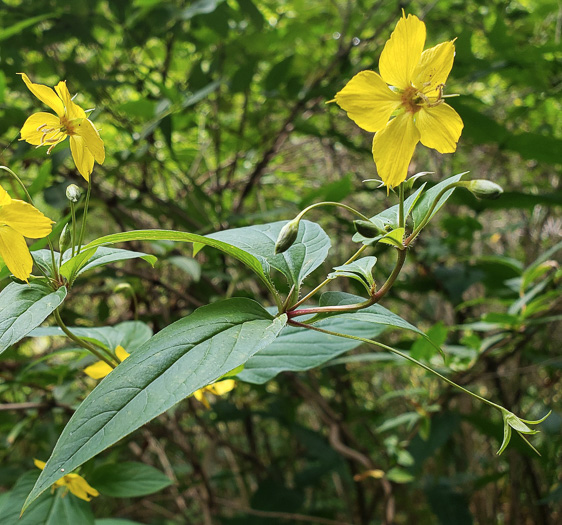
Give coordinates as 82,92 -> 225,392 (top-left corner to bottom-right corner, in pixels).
288,246 -> 407,318
53,309 -> 118,368
288,320 -> 503,411
70,201 -> 77,258
77,178 -> 92,254
296,201 -> 371,222
398,182 -> 405,229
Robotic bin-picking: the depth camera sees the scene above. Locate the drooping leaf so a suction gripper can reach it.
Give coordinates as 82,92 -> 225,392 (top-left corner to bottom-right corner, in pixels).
25,299 -> 286,510
206,220 -> 331,289
0,282 -> 67,355
79,229 -> 280,302
60,247 -> 157,284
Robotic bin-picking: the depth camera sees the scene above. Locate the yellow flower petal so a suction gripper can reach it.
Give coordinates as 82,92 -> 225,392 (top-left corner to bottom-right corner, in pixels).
70,135 -> 95,181
115,345 -> 130,362
372,112 -> 420,188
19,73 -> 65,118
34,459 -> 47,470
65,473 -> 99,501
193,389 -> 211,409
414,103 -> 463,153
0,200 -> 54,238
206,379 -> 236,396
75,119 -> 105,164
84,360 -> 113,379
379,13 -> 426,89
333,71 -> 401,132
0,184 -> 12,206
0,225 -> 33,281
20,112 -> 64,147
412,41 -> 456,92
54,81 -> 86,120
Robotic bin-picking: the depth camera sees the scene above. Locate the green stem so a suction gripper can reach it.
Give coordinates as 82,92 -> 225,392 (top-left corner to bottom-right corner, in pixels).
1,166 -> 60,282
70,201 -> 77,258
77,178 -> 92,254
53,309 -> 118,368
289,244 -> 369,311
288,246 -> 407,318
289,320 -> 502,411
398,182 -> 405,229
296,201 -> 371,222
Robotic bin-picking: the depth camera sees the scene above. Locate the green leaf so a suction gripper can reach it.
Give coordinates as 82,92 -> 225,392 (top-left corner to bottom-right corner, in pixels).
79,229 -> 280,302
238,309 -> 387,384
385,467 -> 415,484
0,282 -> 67,355
24,299 -> 286,510
207,220 -> 330,289
60,247 -> 157,284
378,227 -> 405,247
31,321 -> 152,353
2,471 -> 94,525
329,256 -> 377,291
412,173 -> 468,228
88,462 -> 172,497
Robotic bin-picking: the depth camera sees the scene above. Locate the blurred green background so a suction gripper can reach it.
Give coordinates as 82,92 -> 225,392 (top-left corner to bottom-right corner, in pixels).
0,0 -> 561,523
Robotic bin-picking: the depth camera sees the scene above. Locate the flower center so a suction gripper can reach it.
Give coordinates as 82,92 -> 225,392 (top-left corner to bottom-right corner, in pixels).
401,84 -> 445,114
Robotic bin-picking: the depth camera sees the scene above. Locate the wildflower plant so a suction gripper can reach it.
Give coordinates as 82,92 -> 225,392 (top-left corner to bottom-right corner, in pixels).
0,10 -> 551,522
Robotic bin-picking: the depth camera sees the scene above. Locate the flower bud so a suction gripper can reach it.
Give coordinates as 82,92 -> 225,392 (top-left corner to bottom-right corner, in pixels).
354,219 -> 386,238
66,184 -> 82,203
274,218 -> 300,254
59,223 -> 71,256
463,180 -> 503,200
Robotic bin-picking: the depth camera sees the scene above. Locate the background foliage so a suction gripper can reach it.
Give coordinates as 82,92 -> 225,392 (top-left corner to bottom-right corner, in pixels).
0,0 -> 561,523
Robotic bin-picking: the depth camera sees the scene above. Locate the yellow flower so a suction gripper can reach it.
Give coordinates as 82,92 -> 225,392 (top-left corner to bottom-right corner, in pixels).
333,12 -> 463,188
19,73 -> 105,181
0,183 -> 53,282
84,345 -> 130,379
193,379 -> 236,409
34,459 -> 99,502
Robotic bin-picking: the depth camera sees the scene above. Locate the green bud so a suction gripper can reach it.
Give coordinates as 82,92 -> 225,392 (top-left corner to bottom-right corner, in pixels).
463,180 -> 503,200
354,219 -> 386,238
275,218 -> 300,254
59,223 -> 72,256
66,184 -> 82,203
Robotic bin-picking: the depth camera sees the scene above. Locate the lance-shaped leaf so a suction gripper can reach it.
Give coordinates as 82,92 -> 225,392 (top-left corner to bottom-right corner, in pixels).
206,220 -> 331,289
24,298 -> 286,511
78,230 -> 280,303
0,282 -> 67,355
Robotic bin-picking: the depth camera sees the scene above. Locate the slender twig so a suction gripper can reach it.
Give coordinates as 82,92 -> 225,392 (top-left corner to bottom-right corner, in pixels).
288,320 -> 503,411
77,177 -> 92,254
